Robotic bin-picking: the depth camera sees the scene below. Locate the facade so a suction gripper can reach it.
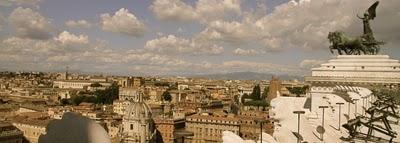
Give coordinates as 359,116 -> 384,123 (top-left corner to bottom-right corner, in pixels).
117,77 -> 143,88
8,112 -> 52,143
113,100 -> 131,115
119,88 -> 141,101
0,121 -> 24,143
12,120 -> 49,143
121,94 -> 156,143
185,113 -> 240,143
53,80 -> 111,89
237,111 -> 274,140
115,88 -> 142,115
153,117 -> 185,143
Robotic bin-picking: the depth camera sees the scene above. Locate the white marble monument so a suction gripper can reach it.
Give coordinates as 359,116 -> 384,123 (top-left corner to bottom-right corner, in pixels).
305,55 -> 400,112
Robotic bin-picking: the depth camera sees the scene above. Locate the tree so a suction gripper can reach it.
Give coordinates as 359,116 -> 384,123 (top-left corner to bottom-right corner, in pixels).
94,83 -> 119,104
243,100 -> 269,107
261,86 -> 269,99
241,93 -> 249,104
286,85 -> 309,97
162,91 -> 172,102
72,96 -> 85,105
60,98 -> 70,105
90,82 -> 102,87
250,84 -> 261,100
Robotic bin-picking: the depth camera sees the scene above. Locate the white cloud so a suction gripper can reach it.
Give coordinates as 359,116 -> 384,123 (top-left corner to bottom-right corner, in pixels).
157,32 -> 164,36
9,7 -> 54,40
255,0 -> 400,51
145,35 -> 191,54
149,0 -> 198,22
196,20 -> 259,44
233,48 -> 257,56
150,0 -> 241,23
145,34 -> 224,55
195,0 -> 241,22
221,60 -> 297,73
193,0 -> 400,52
177,27 -> 184,33
65,20 -> 91,28
299,59 -> 325,69
0,36 -> 109,71
100,8 -> 146,37
262,37 -> 283,52
0,0 -> 41,7
55,31 -> 89,45
0,34 -> 199,75
0,14 -> 5,31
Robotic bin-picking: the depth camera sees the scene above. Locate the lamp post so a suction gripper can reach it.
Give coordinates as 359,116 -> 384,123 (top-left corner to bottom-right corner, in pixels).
336,102 -> 344,131
293,111 -> 305,143
362,97 -> 366,115
347,101 -> 351,121
353,99 -> 359,117
319,106 -> 329,140
255,119 -> 268,143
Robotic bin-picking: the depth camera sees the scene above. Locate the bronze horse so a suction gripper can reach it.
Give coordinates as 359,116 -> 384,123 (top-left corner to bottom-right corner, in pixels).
328,31 -> 382,55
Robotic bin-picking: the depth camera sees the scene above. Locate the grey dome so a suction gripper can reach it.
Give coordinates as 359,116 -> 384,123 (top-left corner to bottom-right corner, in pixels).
124,96 -> 152,120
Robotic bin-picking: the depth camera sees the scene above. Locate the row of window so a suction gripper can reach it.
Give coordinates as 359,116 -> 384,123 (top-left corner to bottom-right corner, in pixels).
187,118 -> 238,124
326,66 -> 400,70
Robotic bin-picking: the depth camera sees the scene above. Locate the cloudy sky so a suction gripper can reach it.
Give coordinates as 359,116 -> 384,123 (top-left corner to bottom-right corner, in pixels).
0,0 -> 399,76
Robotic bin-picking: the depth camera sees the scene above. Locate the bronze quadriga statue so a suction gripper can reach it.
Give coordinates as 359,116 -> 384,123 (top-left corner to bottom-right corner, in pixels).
328,1 -> 384,55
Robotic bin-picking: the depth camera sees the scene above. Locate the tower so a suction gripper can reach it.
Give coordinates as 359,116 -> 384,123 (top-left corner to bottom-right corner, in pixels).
65,66 -> 69,80
266,76 -> 281,103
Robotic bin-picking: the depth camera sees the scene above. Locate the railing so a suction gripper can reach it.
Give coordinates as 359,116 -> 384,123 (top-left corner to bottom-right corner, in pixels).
305,76 -> 400,83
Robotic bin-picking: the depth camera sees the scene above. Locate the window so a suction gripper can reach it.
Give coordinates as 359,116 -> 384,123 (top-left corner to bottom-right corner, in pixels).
333,66 -> 335,69
130,124 -> 133,130
361,66 -> 365,69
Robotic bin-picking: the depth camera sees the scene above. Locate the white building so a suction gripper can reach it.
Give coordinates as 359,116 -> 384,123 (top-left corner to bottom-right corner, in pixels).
113,100 -> 131,115
53,80 -> 112,89
305,55 -> 400,112
306,55 -> 400,92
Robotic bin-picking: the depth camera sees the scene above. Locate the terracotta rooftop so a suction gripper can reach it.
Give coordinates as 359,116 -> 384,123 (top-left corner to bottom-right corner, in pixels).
9,112 -> 53,127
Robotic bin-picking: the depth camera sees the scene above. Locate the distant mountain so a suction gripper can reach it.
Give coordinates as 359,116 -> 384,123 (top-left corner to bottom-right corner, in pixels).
189,71 -> 303,81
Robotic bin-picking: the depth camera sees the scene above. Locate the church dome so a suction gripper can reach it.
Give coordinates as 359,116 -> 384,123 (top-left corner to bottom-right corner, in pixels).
124,95 -> 152,120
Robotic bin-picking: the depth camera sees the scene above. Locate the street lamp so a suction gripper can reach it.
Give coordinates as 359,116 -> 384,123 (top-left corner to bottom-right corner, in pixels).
255,119 -> 268,143
362,96 -> 366,115
347,101 -> 351,121
318,106 -> 329,140
353,99 -> 359,117
336,102 -> 344,131
293,110 -> 305,143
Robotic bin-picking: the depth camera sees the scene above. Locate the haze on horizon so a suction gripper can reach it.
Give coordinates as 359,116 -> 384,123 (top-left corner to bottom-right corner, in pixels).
0,0 -> 399,76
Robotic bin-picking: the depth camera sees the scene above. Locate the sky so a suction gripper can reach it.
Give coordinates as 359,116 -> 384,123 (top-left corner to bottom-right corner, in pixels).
0,0 -> 399,76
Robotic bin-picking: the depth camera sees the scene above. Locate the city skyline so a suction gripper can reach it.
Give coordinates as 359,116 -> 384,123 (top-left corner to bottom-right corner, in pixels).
0,0 -> 399,76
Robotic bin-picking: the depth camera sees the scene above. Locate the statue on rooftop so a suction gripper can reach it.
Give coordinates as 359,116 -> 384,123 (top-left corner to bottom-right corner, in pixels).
328,1 -> 384,55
